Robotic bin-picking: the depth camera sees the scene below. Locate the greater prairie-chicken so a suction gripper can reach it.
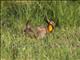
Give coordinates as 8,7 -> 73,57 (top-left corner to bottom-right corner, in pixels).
24,17 -> 55,39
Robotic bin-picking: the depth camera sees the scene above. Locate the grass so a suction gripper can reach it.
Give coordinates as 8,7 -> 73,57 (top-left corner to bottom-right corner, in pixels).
1,1 -> 80,60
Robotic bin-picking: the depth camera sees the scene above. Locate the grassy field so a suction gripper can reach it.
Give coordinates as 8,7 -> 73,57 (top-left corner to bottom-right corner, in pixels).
1,1 -> 80,60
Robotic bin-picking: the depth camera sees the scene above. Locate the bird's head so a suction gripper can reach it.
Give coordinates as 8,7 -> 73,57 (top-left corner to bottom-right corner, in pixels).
44,16 -> 55,32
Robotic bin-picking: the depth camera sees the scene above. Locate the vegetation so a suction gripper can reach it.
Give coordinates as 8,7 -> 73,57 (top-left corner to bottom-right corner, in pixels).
1,1 -> 80,60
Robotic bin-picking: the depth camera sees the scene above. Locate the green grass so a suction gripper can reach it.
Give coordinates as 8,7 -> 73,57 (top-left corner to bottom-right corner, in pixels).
1,1 -> 80,60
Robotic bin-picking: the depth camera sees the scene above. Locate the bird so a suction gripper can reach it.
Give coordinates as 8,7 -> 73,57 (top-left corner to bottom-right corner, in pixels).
24,17 -> 55,39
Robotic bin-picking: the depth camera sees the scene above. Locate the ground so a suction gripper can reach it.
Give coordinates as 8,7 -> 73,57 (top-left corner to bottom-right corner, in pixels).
1,1 -> 80,60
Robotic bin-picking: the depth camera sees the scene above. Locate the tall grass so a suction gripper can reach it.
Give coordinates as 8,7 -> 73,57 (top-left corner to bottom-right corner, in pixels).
1,1 -> 80,60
